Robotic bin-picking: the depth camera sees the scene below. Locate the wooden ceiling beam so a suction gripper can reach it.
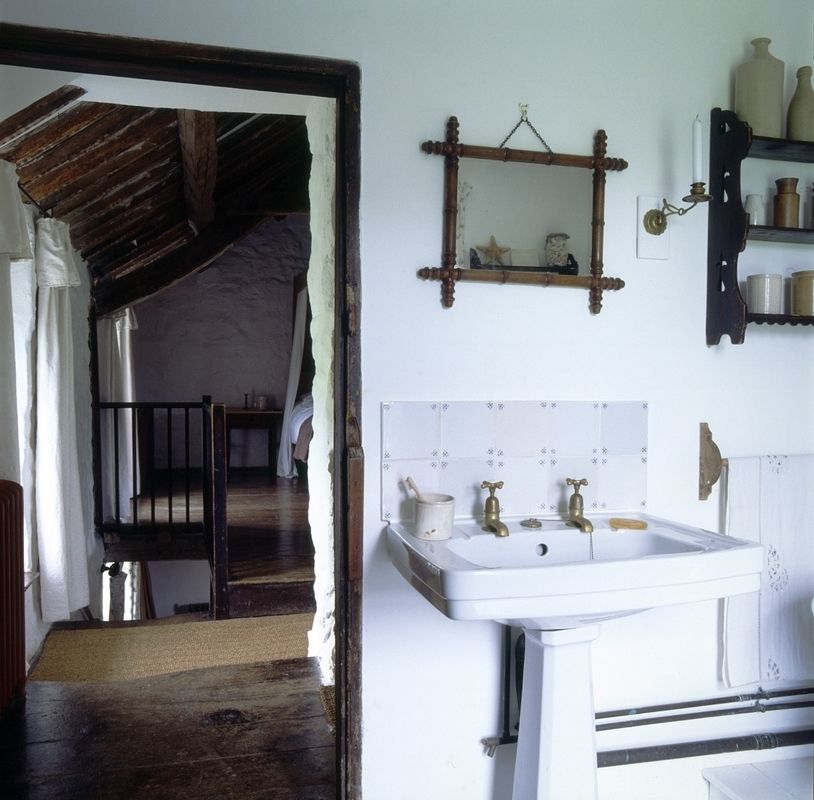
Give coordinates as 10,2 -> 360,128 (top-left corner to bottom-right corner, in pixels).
65,162 -> 181,240
51,138 -> 178,217
177,109 -> 217,233
19,108 -> 177,202
80,189 -> 185,260
12,105 -> 146,183
0,84 -> 85,150
1,101 -> 118,166
94,214 -> 267,316
95,222 -> 194,281
217,137 -> 310,201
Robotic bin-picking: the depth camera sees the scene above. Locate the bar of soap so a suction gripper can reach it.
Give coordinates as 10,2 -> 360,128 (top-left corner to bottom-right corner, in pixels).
609,518 -> 648,530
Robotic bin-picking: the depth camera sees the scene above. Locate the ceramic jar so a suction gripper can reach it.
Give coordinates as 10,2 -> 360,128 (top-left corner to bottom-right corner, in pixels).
746,273 -> 783,314
774,177 -> 800,228
734,37 -> 784,137
790,270 -> 814,315
787,66 -> 814,141
744,194 -> 766,226
544,232 -> 569,267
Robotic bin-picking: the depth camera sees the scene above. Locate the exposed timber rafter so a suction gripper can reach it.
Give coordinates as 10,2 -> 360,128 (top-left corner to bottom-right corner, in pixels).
94,213 -> 265,316
177,109 -> 217,233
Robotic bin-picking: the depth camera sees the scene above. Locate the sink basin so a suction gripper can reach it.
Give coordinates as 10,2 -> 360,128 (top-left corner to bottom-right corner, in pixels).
388,513 -> 764,800
386,514 -> 763,629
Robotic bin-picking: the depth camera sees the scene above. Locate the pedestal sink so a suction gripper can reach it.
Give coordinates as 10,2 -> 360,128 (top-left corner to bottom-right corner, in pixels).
387,515 -> 763,800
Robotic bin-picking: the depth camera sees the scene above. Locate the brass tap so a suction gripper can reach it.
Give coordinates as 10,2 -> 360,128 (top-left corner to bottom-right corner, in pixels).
481,480 -> 509,537
565,477 -> 594,533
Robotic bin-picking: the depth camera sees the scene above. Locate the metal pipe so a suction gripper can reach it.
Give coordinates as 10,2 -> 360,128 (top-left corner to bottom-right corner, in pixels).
597,699 -> 814,731
481,727 -> 814,762
501,626 -> 511,741
597,729 -> 814,767
597,686 -> 814,720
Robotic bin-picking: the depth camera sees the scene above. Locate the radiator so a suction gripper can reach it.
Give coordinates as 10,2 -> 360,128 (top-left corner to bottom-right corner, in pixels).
0,480 -> 25,714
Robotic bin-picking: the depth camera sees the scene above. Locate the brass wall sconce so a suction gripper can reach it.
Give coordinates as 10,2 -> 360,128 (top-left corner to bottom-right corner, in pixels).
643,114 -> 710,235
642,182 -> 711,235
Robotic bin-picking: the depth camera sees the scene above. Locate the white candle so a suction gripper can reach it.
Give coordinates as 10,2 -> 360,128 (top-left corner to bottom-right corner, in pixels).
693,115 -> 703,184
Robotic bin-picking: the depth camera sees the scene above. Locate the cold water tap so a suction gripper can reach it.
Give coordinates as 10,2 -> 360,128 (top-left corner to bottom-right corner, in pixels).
566,477 -> 594,533
481,480 -> 509,537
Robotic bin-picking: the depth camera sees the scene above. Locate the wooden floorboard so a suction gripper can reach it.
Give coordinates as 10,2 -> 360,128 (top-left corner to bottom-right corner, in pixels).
0,659 -> 335,799
108,468 -> 314,591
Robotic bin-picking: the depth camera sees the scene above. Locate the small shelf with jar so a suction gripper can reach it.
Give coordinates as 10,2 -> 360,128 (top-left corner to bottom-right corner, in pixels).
706,108 -> 814,344
747,311 -> 814,326
746,224 -> 814,244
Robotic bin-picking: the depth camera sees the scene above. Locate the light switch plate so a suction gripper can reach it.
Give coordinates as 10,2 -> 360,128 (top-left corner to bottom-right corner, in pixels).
637,196 -> 669,260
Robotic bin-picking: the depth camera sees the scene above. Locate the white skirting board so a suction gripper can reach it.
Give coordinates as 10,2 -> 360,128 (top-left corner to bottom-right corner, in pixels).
703,758 -> 813,800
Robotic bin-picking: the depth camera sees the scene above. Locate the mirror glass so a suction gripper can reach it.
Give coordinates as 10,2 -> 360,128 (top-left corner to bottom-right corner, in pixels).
457,159 -> 592,275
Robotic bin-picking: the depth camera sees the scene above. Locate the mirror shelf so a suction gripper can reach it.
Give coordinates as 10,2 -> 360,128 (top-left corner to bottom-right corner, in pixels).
418,116 -> 628,312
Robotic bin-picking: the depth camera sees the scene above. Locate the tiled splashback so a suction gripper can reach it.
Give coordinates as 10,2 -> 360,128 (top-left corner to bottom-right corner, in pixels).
381,400 -> 648,522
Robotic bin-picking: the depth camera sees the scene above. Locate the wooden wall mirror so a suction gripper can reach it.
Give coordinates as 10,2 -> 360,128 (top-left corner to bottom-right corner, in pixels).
419,116 -> 628,313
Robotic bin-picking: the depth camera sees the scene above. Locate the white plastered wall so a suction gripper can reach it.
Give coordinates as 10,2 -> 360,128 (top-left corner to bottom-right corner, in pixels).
2,2 -> 814,798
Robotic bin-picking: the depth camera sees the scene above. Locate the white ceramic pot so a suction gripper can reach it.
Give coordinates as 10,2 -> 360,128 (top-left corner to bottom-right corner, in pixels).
413,493 -> 455,540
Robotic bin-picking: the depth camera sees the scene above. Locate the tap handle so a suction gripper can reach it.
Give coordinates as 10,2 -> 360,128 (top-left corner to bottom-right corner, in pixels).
480,480 -> 504,497
566,477 -> 589,496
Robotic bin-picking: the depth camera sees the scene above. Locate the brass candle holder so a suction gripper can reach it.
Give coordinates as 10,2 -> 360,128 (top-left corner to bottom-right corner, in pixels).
643,182 -> 711,235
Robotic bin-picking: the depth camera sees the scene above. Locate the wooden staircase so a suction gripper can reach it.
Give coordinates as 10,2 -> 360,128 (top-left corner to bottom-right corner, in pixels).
225,476 -> 315,618
95,399 -> 315,620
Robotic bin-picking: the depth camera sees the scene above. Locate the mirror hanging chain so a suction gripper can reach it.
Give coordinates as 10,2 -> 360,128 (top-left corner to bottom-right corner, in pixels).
498,104 -> 552,152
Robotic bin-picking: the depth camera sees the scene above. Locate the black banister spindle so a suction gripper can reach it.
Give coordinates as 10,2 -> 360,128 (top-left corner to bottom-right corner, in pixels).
167,406 -> 173,525
185,407 -> 191,525
132,406 -> 138,526
113,408 -> 120,528
149,407 -> 156,526
95,400 -> 207,539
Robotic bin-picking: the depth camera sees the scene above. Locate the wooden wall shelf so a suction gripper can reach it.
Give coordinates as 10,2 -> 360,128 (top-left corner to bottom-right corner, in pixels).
747,312 -> 814,326
706,108 -> 814,344
747,225 -> 814,244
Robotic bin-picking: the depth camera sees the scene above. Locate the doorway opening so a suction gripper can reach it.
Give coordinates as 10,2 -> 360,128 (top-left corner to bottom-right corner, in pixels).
0,22 -> 362,800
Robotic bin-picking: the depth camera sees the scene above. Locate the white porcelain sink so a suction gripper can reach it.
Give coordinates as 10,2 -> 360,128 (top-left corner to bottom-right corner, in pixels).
388,514 -> 763,800
387,514 -> 763,629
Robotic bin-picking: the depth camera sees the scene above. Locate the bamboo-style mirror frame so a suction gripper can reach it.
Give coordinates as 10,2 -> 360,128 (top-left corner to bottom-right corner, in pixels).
418,116 -> 629,312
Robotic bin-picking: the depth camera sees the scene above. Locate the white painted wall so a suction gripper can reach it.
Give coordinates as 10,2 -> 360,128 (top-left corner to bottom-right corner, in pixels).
131,217 -> 310,468
147,560 -> 211,617
3,2 -> 814,798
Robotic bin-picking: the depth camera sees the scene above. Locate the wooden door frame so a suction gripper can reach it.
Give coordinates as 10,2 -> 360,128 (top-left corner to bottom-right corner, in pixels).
0,23 -> 363,799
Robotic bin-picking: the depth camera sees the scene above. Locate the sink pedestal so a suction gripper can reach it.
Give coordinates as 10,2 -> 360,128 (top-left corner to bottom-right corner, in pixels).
512,625 -> 600,800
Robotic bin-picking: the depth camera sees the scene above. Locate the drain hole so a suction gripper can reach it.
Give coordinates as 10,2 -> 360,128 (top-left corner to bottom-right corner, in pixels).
536,543 -> 548,556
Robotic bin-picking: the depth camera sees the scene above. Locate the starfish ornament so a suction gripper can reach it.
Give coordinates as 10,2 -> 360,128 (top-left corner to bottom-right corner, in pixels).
476,235 -> 510,266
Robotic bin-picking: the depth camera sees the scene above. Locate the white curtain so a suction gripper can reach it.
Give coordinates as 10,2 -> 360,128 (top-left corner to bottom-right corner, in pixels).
276,286 -> 308,479
34,217 -> 94,621
97,309 -> 139,521
0,160 -> 29,484
10,205 -> 38,572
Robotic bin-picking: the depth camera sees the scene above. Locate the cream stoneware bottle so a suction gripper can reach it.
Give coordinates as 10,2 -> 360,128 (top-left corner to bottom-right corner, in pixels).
787,66 -> 814,141
735,37 -> 784,137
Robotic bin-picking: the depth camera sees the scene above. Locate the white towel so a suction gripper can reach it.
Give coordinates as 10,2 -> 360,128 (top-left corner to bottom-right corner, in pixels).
0,160 -> 32,258
35,217 -> 82,288
724,455 -> 814,687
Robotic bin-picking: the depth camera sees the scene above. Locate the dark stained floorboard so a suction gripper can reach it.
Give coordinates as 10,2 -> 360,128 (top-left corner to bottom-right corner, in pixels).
0,659 -> 335,799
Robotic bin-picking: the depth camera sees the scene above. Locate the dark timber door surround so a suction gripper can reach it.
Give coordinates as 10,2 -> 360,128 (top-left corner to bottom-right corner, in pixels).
0,23 -> 363,800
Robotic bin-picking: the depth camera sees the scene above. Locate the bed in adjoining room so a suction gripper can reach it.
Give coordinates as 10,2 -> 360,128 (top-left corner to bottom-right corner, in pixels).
290,392 -> 313,479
